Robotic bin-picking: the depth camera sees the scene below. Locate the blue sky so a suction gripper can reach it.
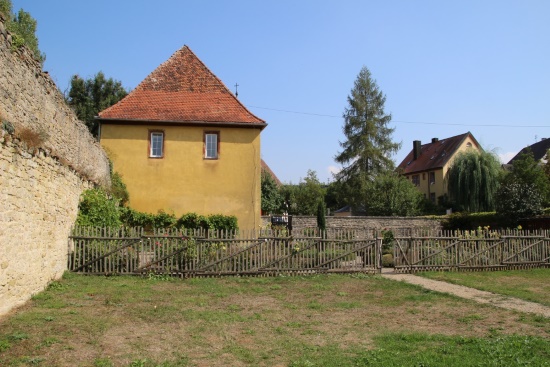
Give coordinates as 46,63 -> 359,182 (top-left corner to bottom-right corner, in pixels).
11,0 -> 550,183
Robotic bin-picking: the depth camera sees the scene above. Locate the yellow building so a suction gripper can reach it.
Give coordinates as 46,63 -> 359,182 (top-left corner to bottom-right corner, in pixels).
98,46 -> 267,230
397,132 -> 481,203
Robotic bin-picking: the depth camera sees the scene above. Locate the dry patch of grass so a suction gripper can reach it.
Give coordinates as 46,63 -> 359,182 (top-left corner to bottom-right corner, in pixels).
0,273 -> 548,366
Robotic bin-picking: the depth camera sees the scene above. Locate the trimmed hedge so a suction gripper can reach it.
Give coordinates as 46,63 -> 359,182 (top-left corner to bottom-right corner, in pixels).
119,207 -> 238,231
441,212 -> 502,230
77,189 -> 238,231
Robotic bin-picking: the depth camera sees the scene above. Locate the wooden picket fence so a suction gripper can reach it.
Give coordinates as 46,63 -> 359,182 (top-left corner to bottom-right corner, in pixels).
68,226 -> 380,276
392,229 -> 550,273
68,227 -> 550,277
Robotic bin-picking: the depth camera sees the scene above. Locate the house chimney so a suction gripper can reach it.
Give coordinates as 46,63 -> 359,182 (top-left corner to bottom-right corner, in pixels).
432,138 -> 439,143
413,140 -> 421,160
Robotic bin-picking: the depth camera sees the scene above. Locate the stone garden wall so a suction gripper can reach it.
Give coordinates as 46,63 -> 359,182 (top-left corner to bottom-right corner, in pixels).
263,215 -> 442,235
0,14 -> 110,317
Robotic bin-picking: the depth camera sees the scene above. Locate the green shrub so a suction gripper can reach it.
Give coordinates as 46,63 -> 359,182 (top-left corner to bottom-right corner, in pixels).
118,208 -> 177,230
175,213 -> 238,231
152,210 -> 177,228
119,207 -> 153,228
76,189 -> 121,227
78,194 -> 238,232
207,214 -> 238,231
382,253 -> 394,267
441,212 -> 502,230
176,213 -> 209,230
109,171 -> 129,206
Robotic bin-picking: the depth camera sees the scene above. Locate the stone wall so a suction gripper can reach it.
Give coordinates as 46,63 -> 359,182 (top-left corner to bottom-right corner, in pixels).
262,216 -> 442,235
0,15 -> 110,317
0,16 -> 109,184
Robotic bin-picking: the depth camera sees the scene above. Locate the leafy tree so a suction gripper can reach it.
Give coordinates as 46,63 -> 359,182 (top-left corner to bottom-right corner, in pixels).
504,150 -> 549,206
67,72 -> 128,137
335,66 -> 400,183
495,182 -> 543,225
293,170 -> 326,215
279,171 -> 326,215
365,172 -> 423,216
261,169 -> 283,214
0,0 -> 45,63
446,150 -> 502,212
495,151 -> 549,224
324,179 -> 348,213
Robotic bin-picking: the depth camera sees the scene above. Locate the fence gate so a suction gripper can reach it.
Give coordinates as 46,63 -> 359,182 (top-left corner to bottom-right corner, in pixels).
68,227 -> 381,277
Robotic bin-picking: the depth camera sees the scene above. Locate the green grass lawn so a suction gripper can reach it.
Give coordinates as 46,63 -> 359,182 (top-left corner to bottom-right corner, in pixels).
418,268 -> 550,306
0,273 -> 548,367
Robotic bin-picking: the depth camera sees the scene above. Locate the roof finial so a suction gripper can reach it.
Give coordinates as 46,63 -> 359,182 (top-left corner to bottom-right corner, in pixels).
234,82 -> 239,98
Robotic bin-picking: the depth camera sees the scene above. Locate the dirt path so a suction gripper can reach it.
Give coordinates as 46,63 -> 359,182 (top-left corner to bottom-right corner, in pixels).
380,269 -> 550,318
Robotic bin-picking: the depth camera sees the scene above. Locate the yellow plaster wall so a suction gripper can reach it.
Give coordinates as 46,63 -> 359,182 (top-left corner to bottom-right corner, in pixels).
414,170 -> 446,201
100,124 -> 262,231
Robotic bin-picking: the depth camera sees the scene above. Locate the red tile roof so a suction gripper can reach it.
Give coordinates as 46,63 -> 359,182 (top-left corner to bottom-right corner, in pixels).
397,132 -> 481,174
261,159 -> 282,186
98,46 -> 265,127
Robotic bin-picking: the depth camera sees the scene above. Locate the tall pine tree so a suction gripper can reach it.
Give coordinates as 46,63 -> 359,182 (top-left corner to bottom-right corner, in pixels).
335,67 -> 400,208
336,67 -> 399,179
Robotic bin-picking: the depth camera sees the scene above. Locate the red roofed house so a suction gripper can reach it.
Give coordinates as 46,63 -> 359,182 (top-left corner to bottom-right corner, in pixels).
97,46 -> 267,230
397,132 -> 481,203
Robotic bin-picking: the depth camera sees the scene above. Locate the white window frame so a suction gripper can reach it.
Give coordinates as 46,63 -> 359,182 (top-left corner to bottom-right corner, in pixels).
204,132 -> 219,159
149,131 -> 164,158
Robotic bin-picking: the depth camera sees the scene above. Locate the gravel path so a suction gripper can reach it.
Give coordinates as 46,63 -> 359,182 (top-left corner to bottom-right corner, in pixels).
380,269 -> 550,318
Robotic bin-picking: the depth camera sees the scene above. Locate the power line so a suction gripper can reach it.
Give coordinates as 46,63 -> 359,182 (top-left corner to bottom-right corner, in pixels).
247,105 -> 549,128
392,121 -> 549,128
247,105 -> 339,118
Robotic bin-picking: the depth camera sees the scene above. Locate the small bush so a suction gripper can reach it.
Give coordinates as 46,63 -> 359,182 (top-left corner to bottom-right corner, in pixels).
382,253 -> 394,267
118,208 -> 175,230
207,214 -> 238,231
117,209 -> 238,232
152,210 -> 177,228
176,213 -> 209,230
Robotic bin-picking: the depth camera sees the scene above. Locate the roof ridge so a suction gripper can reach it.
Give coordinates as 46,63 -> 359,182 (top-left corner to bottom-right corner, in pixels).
181,45 -> 265,123
98,45 -> 265,125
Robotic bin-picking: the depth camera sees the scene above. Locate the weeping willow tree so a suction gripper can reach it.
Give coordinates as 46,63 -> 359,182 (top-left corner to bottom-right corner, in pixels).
446,150 -> 502,212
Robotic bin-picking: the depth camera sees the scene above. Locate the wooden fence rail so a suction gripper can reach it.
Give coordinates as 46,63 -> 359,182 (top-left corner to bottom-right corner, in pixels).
392,229 -> 550,272
68,227 -> 550,277
68,227 -> 380,276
